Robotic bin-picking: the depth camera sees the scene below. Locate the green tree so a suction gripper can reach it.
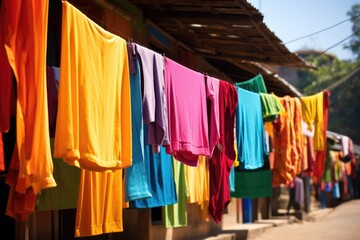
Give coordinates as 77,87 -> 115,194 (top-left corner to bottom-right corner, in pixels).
345,4 -> 360,60
297,53 -> 356,95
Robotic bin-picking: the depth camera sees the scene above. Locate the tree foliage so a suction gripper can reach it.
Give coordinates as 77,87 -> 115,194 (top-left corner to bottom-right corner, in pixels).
328,67 -> 360,144
296,4 -> 360,95
297,53 -> 358,95
345,4 -> 360,60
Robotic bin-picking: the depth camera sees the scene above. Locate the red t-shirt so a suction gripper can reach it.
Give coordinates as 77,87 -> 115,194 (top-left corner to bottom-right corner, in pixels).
209,81 -> 238,223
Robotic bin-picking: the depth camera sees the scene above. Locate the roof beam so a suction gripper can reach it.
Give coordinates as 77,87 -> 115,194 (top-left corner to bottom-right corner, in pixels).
143,11 -> 263,24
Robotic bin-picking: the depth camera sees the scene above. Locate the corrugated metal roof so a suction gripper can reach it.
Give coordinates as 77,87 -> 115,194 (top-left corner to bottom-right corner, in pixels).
72,0 -> 310,96
127,0 -> 309,68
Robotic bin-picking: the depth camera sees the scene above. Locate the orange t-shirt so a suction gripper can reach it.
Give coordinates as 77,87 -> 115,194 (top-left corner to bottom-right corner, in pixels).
0,0 -> 56,195
273,96 -> 303,187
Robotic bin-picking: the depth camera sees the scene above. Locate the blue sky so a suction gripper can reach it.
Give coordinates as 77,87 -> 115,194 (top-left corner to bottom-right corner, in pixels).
247,0 -> 358,60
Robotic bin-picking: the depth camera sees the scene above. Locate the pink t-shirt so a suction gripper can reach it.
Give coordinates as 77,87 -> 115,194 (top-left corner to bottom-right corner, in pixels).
164,58 -> 210,166
206,76 -> 220,157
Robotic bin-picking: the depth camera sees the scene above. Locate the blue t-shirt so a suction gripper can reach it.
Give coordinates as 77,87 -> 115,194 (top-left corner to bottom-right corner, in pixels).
130,124 -> 177,208
125,44 -> 152,201
236,87 -> 268,170
229,166 -> 235,193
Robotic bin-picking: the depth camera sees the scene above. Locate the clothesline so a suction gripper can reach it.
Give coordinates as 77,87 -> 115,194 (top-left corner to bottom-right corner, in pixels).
0,1 -> 335,238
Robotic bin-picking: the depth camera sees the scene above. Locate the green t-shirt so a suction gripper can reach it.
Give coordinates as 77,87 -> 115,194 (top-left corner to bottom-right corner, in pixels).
162,159 -> 188,228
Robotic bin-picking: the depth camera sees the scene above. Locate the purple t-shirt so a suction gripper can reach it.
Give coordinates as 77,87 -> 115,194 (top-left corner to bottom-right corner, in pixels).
135,43 -> 168,153
164,57 -> 210,166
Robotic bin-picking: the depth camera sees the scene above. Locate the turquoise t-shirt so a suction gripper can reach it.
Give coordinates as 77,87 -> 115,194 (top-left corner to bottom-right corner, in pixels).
229,166 -> 235,193
236,87 -> 268,170
130,124 -> 177,208
124,46 -> 152,201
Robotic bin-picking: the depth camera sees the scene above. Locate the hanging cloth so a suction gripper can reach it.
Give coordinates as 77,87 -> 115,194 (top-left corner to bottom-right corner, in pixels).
0,0 -> 56,196
272,96 -> 303,187
129,124 -> 177,208
205,76 -> 221,157
36,139 -> 80,211
0,134 -> 4,172
124,43 -> 151,202
231,156 -> 272,198
164,57 -> 210,166
259,93 -> 284,122
314,90 -> 330,180
185,156 -> 209,204
162,159 -> 187,228
54,1 -> 132,171
57,2 -> 132,237
185,155 -> 210,222
300,92 -> 324,151
133,43 -> 169,153
236,87 -> 267,170
0,3 -> 11,133
46,66 -> 59,137
36,66 -> 80,210
294,177 -> 304,207
5,144 -> 37,221
208,81 -> 238,223
235,74 -> 268,93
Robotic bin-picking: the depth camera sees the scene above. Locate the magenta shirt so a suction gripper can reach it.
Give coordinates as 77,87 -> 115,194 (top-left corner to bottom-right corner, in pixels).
164,57 -> 210,166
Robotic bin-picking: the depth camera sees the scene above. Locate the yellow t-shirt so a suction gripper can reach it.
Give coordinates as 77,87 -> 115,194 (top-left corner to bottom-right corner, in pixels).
54,1 -> 132,171
185,156 -> 210,221
185,156 -> 209,204
56,2 -> 132,237
300,92 -> 324,151
75,169 -> 124,237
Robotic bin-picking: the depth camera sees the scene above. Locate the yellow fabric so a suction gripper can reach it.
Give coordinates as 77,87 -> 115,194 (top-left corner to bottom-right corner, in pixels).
54,1 -> 132,171
185,156 -> 209,204
56,2 -> 132,237
300,92 -> 324,151
75,169 -> 124,237
122,172 -> 129,209
264,122 -> 274,139
234,143 -> 239,167
185,156 -> 210,222
199,200 -> 210,222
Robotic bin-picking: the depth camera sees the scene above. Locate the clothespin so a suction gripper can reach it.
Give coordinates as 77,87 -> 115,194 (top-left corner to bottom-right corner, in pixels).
203,72 -> 208,83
